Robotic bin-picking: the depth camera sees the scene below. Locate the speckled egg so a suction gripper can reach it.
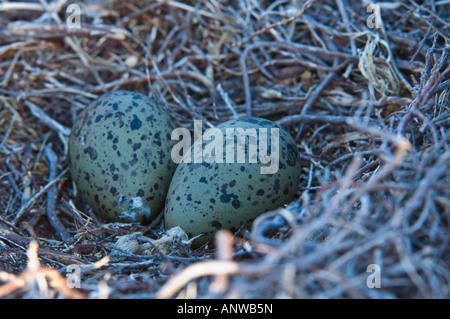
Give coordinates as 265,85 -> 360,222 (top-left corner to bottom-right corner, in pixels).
69,90 -> 177,224
164,117 -> 301,246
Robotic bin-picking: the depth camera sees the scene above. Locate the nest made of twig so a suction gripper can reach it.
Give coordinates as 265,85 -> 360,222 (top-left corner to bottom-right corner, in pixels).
0,0 -> 449,299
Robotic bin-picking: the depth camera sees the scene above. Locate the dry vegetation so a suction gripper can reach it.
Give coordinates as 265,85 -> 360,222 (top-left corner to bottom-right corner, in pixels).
0,0 -> 449,299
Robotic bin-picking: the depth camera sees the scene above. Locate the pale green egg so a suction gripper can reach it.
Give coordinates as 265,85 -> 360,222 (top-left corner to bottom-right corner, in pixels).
164,117 -> 301,247
69,90 -> 177,224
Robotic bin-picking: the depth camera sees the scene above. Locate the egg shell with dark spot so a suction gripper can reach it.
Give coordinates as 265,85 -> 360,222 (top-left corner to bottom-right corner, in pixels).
164,117 -> 301,247
69,90 -> 177,224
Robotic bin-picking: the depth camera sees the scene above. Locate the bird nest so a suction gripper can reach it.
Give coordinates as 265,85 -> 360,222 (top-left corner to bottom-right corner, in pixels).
0,0 -> 449,299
